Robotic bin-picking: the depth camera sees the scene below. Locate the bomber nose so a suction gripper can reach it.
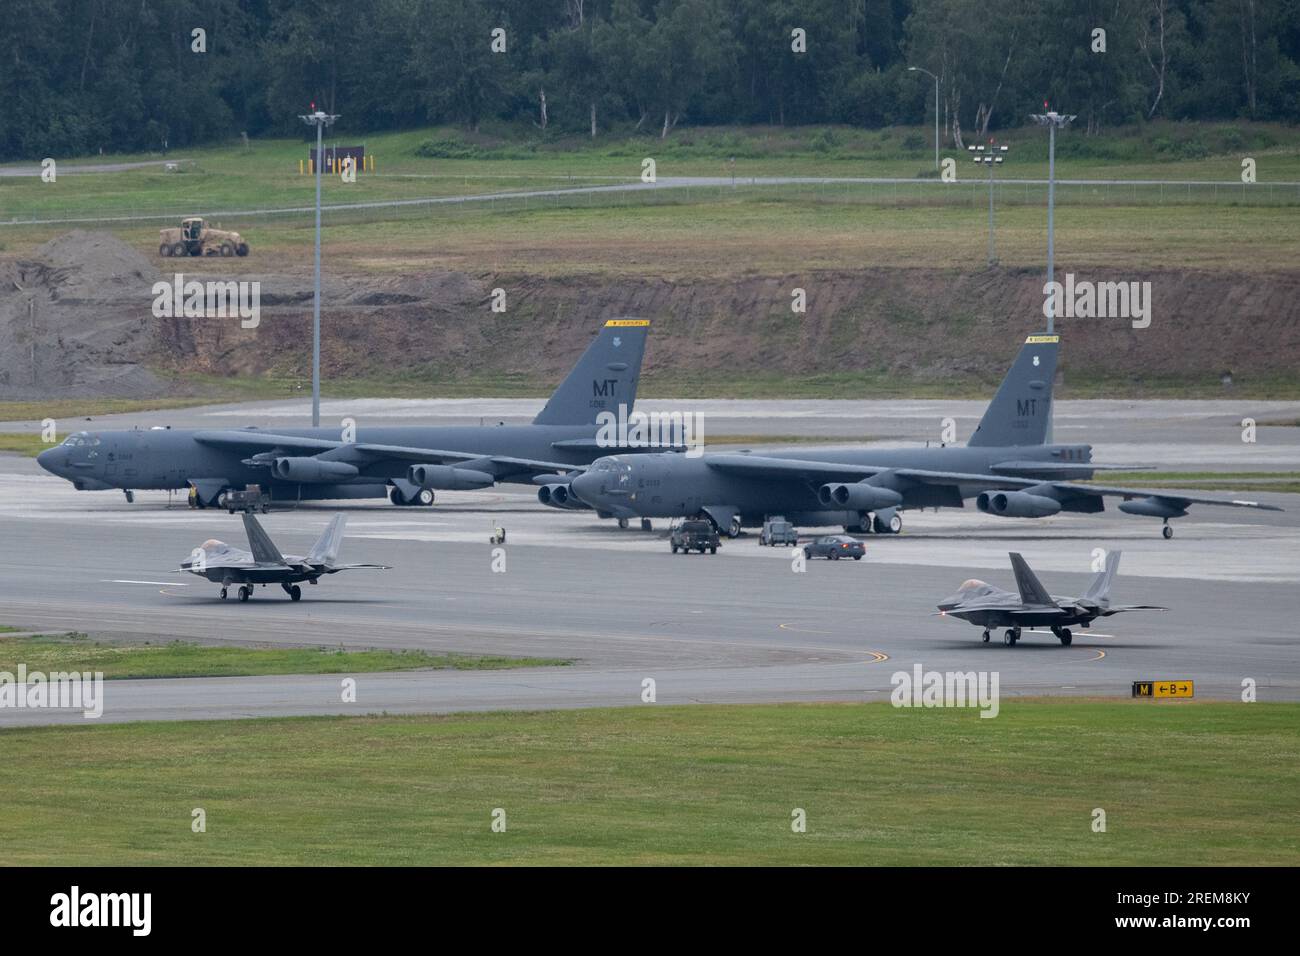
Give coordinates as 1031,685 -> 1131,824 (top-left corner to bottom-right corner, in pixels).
36,447 -> 62,474
569,472 -> 602,505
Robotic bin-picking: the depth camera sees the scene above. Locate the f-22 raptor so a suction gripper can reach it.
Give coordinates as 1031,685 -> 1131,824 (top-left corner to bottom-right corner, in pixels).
937,550 -> 1165,646
179,513 -> 389,602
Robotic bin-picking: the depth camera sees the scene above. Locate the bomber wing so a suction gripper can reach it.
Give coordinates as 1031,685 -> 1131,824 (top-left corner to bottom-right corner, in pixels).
194,429 -> 588,482
703,454 -> 1282,517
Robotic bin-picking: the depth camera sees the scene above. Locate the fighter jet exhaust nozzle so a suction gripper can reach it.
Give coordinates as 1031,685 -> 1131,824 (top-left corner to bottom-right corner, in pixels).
407,464 -> 495,491
538,484 -> 591,510
818,482 -> 904,511
976,490 -> 1062,518
272,457 -> 360,483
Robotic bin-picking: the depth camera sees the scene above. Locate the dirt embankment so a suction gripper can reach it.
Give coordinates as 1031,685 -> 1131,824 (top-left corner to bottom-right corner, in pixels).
3,231 -> 1298,399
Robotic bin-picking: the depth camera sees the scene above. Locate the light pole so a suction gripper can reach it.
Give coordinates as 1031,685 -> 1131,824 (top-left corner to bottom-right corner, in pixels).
908,66 -> 940,171
1029,108 -> 1075,334
299,105 -> 340,428
968,142 -> 1008,266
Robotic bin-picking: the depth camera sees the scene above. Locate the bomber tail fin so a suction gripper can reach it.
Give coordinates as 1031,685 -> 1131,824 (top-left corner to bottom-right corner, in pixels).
242,513 -> 286,565
967,333 -> 1059,447
531,318 -> 649,426
307,514 -> 347,566
1009,552 -> 1054,606
1082,549 -> 1121,604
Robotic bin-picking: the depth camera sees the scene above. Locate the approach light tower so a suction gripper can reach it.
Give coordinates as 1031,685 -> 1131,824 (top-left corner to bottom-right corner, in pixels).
907,66 -> 940,171
968,142 -> 1008,266
1029,107 -> 1075,334
299,104 -> 340,428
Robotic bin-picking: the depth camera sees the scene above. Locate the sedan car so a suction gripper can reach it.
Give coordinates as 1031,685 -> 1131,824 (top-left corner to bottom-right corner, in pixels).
802,535 -> 865,560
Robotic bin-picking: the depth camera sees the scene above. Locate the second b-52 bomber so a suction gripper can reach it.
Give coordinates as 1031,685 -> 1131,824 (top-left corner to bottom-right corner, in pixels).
937,551 -> 1166,646
179,512 -> 389,601
38,319 -> 652,510
562,333 -> 1281,538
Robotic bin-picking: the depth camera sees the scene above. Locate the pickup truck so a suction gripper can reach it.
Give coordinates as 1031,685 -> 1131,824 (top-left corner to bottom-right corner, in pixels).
670,519 -> 720,555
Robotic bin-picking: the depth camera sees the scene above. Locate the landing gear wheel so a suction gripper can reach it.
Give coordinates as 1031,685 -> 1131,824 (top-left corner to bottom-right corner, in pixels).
1058,628 -> 1073,646
238,586 -> 251,602
289,584 -> 301,601
417,489 -> 434,506
389,487 -> 406,506
641,518 -> 652,532
889,514 -> 903,534
124,490 -> 134,503
220,588 -> 228,600
982,630 -> 990,643
618,518 -> 629,529
727,516 -> 742,538
1162,523 -> 1174,539
1004,629 -> 1018,646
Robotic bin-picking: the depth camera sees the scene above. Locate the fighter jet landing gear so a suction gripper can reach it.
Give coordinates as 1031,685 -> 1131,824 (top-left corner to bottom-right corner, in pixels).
220,588 -> 228,600
1052,626 -> 1073,646
237,585 -> 252,602
281,583 -> 302,601
1162,520 -> 1174,539
1003,628 -> 1020,646
981,629 -> 991,643
123,490 -> 135,503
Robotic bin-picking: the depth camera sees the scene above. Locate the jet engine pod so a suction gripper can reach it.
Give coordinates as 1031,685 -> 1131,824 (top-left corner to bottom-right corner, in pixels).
538,483 -> 590,510
408,464 -> 495,491
1118,497 -> 1188,519
818,482 -> 904,511
272,457 -> 360,483
976,490 -> 1062,518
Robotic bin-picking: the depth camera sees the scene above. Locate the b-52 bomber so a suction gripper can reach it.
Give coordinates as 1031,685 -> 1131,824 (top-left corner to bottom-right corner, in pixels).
936,550 -> 1165,646
564,332 -> 1281,538
178,512 -> 389,601
39,319 -> 651,509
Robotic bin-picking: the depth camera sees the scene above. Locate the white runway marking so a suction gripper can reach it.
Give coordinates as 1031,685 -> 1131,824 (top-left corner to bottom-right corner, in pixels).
108,579 -> 188,586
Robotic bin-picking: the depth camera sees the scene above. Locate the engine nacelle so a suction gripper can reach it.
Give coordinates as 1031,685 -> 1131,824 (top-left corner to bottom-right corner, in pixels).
818,482 -> 904,511
273,457 -> 359,483
1118,497 -> 1187,519
408,464 -> 495,491
976,490 -> 1062,518
538,484 -> 590,510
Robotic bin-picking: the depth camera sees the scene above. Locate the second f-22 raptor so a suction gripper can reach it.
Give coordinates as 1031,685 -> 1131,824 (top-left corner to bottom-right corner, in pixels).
936,550 -> 1166,646
179,513 -> 389,602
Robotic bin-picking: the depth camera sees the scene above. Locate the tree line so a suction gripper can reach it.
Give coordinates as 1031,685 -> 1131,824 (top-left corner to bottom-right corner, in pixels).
1,0 -> 1296,160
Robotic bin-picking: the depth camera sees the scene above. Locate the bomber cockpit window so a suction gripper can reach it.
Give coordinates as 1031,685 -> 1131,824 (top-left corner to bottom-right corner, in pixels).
61,432 -> 98,447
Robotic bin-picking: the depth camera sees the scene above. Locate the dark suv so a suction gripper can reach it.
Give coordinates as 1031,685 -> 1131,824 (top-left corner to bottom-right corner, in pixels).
670,519 -> 721,554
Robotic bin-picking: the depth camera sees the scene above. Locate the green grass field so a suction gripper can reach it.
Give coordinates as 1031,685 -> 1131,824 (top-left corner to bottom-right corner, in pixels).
3,120 -> 1298,223
1087,472 -> 1300,494
0,700 -> 1294,865
0,633 -> 567,680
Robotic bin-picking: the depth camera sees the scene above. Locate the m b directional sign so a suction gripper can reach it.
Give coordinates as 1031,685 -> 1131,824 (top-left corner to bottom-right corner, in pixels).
1132,680 -> 1194,699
